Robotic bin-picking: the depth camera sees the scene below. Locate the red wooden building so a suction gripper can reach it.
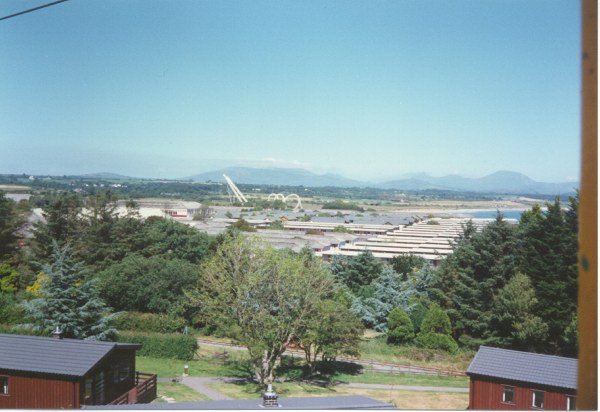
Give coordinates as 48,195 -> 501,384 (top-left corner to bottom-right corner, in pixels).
467,346 -> 577,410
0,332 -> 156,408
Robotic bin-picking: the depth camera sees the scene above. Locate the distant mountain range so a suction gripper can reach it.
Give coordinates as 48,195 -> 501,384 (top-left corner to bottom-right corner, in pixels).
183,167 -> 578,195
185,167 -> 363,188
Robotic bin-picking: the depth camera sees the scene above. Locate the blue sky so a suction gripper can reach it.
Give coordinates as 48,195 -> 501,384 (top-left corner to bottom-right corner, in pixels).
0,0 -> 581,182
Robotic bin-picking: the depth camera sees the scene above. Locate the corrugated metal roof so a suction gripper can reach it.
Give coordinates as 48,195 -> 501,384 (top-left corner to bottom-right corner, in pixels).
466,346 -> 577,389
0,333 -> 141,378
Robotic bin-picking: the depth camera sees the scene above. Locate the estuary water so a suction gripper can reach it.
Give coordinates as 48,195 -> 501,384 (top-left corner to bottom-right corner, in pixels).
465,210 -> 525,220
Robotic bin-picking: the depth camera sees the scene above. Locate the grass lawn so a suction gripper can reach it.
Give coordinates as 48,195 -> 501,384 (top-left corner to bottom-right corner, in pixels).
207,382 -> 469,409
334,371 -> 469,388
358,336 -> 474,371
137,349 -> 469,388
136,346 -> 252,379
154,382 -> 211,403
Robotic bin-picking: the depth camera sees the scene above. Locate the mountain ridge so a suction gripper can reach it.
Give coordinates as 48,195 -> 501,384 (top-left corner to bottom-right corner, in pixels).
184,167 -> 578,195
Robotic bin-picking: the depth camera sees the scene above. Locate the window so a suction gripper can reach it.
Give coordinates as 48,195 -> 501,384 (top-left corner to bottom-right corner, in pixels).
83,377 -> 93,403
532,390 -> 545,409
567,396 -> 576,410
502,386 -> 514,403
0,376 -> 8,395
119,362 -> 130,382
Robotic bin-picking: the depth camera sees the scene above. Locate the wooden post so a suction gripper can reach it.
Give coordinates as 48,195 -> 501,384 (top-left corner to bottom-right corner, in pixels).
578,0 -> 597,408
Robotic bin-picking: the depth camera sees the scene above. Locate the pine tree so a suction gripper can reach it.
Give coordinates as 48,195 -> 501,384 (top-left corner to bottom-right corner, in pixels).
490,273 -> 549,351
429,214 -> 517,340
516,197 -> 578,354
22,242 -> 117,341
0,191 -> 25,261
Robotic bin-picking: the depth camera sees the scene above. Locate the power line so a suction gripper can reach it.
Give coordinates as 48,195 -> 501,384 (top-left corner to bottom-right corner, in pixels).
0,0 -> 69,22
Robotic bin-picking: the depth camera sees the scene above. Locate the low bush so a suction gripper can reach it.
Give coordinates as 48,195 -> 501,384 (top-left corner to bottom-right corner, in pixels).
114,311 -> 186,334
387,308 -> 415,345
0,292 -> 25,324
117,331 -> 198,360
0,324 -> 47,336
414,332 -> 459,354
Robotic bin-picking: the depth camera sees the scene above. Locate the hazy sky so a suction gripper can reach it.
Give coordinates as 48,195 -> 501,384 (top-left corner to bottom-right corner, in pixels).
1,0 -> 581,182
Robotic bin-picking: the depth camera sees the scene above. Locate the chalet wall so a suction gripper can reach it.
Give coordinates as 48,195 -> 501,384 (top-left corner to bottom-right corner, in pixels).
0,370 -> 79,409
469,376 -> 575,410
81,348 -> 137,405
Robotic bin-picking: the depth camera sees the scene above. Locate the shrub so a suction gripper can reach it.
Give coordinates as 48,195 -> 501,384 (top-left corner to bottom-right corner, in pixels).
420,303 -> 452,335
386,308 -> 414,345
113,311 -> 186,334
117,331 -> 198,360
322,200 -> 364,212
0,292 -> 25,324
415,332 -> 459,354
408,302 -> 428,332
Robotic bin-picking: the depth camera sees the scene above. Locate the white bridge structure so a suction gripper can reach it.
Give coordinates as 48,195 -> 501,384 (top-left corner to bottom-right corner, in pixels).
267,193 -> 302,211
223,174 -> 248,204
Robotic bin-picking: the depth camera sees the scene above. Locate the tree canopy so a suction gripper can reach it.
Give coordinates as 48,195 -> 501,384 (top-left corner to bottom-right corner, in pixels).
194,235 -> 336,383
22,243 -> 117,340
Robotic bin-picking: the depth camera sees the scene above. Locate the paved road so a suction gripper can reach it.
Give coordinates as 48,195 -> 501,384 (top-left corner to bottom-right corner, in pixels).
179,376 -> 247,400
161,376 -> 468,399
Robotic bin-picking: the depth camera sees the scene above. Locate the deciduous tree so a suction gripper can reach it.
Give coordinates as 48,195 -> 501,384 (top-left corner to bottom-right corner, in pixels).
195,235 -> 334,384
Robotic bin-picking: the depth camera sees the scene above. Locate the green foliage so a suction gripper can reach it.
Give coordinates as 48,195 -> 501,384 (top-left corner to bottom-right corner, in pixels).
490,273 -> 548,351
414,332 -> 459,354
420,303 -> 452,335
390,254 -> 427,278
195,235 -> 335,384
321,200 -> 364,212
22,243 -> 117,341
408,301 -> 429,333
117,331 -> 198,360
350,265 -> 434,332
31,192 -> 83,259
0,263 -> 20,293
228,218 -> 256,232
0,292 -> 25,324
387,308 -> 415,345
0,191 -> 26,261
113,311 -> 186,334
331,251 -> 384,294
267,220 -> 285,230
414,302 -> 460,353
299,299 -> 364,373
142,218 -> 214,264
515,197 -> 578,354
98,254 -> 197,313
332,225 -> 351,233
429,215 -> 518,340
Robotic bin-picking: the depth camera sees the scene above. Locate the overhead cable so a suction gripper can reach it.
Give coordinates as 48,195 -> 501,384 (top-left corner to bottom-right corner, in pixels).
0,0 -> 69,22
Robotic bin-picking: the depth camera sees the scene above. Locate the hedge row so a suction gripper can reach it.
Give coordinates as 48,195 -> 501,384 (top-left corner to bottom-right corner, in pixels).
113,311 -> 186,334
117,331 -> 198,360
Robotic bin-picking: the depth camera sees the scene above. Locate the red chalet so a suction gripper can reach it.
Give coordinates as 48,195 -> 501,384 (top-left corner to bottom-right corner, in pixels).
0,332 -> 156,408
467,346 -> 577,410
